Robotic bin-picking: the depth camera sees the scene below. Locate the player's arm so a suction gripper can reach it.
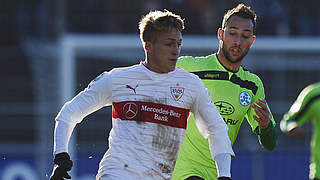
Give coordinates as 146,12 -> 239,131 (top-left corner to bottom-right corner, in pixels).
251,99 -> 278,150
280,85 -> 316,137
51,72 -> 112,180
280,114 -> 304,137
280,103 -> 306,137
54,72 -> 112,154
191,79 -> 234,178
246,77 -> 277,151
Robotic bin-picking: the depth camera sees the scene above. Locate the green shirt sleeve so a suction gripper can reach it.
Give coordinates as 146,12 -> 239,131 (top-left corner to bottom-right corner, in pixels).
254,120 -> 278,150
246,75 -> 277,150
280,83 -> 320,129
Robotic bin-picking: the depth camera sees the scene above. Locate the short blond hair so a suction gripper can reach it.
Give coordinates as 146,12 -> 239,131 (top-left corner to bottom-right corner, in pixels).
139,9 -> 184,43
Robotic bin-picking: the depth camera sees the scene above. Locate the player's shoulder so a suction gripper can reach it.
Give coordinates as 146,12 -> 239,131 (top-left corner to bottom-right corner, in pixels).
178,54 -> 215,63
300,82 -> 320,98
240,66 -> 263,85
177,54 -> 216,71
175,67 -> 203,84
109,64 -> 141,75
305,82 -> 320,92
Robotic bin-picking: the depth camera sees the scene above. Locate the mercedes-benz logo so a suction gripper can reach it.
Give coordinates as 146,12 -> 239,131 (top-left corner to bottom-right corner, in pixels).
123,102 -> 138,119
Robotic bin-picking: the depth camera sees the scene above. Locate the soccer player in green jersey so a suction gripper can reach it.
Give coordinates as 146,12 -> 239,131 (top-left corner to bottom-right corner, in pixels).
172,4 -> 277,180
280,82 -> 320,180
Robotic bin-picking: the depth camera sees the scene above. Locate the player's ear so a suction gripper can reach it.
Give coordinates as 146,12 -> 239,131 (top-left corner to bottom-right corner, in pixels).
217,28 -> 223,40
144,41 -> 152,53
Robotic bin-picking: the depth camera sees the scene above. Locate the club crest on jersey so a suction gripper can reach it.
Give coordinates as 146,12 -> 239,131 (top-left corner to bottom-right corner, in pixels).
170,87 -> 184,101
239,91 -> 252,106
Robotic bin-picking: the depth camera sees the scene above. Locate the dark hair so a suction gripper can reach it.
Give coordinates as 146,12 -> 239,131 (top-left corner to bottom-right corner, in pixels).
222,4 -> 257,34
139,9 -> 184,43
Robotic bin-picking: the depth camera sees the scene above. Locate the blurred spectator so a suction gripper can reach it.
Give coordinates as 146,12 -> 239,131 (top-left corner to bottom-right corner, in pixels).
63,0 -> 320,36
254,0 -> 290,36
141,0 -> 162,13
15,0 -> 48,40
289,0 -> 320,36
4,0 -> 320,40
67,0 -> 110,33
198,2 -> 219,34
0,0 -> 19,47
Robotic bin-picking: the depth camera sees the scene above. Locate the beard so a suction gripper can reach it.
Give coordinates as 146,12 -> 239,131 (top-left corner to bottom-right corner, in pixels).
222,42 -> 249,64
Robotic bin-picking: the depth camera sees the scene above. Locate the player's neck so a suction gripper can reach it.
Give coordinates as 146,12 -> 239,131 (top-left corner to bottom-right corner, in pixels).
143,60 -> 165,74
217,51 -> 241,72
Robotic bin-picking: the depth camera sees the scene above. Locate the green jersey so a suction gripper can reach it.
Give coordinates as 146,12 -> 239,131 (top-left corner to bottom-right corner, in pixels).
281,82 -> 320,179
172,54 -> 277,180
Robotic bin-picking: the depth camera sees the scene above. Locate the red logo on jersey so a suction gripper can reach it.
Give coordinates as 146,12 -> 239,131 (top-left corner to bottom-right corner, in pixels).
113,101 -> 190,129
170,87 -> 184,101
126,84 -> 138,94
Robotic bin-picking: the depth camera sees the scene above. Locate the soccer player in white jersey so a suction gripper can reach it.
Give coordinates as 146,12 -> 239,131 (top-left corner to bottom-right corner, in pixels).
50,10 -> 234,180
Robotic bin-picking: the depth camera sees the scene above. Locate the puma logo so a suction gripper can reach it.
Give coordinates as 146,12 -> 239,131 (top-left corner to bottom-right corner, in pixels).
126,84 -> 138,94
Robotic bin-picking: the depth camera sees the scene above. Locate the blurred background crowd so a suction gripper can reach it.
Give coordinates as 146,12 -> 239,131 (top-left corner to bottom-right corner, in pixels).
2,0 -> 320,47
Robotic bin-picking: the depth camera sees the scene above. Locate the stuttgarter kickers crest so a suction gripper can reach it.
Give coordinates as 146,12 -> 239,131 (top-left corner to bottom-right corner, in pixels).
170,87 -> 184,101
239,91 -> 252,106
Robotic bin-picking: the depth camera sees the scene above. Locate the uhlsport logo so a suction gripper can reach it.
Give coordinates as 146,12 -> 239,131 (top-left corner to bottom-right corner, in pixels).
214,101 -> 235,115
239,91 -> 252,106
122,102 -> 138,119
170,87 -> 184,101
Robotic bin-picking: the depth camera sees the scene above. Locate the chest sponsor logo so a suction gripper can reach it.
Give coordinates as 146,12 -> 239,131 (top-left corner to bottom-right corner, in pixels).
122,102 -> 138,119
170,87 -> 184,101
239,91 -> 252,106
112,101 -> 190,129
214,101 -> 235,115
223,117 -> 238,125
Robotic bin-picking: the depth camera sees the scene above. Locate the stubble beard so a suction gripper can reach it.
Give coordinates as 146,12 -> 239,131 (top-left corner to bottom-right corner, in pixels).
222,42 -> 249,64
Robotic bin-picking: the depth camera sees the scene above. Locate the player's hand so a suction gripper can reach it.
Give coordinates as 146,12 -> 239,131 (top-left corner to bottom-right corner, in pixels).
50,152 -> 73,180
287,126 -> 304,137
251,99 -> 270,129
218,177 -> 232,180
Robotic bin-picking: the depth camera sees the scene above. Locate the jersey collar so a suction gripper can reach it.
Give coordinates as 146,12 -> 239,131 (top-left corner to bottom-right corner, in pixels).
215,53 -> 240,73
140,61 -> 175,81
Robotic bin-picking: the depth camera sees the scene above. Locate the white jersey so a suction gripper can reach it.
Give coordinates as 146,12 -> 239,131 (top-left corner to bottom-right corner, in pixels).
54,62 -> 234,180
